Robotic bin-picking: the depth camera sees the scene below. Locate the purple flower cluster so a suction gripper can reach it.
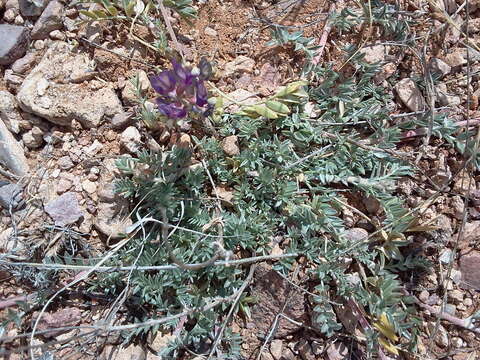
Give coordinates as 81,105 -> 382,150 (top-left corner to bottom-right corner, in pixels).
149,58 -> 212,120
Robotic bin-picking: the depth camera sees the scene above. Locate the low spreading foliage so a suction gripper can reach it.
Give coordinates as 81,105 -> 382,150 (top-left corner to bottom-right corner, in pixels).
3,1 -> 476,358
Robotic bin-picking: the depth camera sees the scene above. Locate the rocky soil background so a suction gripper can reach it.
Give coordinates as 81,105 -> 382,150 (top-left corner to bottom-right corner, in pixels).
0,0 -> 479,359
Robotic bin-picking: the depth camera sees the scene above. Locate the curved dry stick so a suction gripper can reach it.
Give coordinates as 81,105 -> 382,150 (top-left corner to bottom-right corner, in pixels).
157,0 -> 184,60
0,253 -> 298,273
28,235 -> 134,360
312,1 -> 343,66
0,294 -> 36,310
403,290 -> 480,335
401,119 -> 480,140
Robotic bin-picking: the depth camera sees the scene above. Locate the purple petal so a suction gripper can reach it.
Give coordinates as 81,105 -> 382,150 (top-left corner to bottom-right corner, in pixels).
172,59 -> 193,85
195,81 -> 208,106
155,98 -> 187,119
150,71 -> 176,95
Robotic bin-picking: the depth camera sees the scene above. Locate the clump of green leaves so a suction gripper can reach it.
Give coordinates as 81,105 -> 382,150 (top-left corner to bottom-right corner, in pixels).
266,26 -> 320,60
78,0 -> 151,20
95,53 -> 430,357
78,0 -> 196,20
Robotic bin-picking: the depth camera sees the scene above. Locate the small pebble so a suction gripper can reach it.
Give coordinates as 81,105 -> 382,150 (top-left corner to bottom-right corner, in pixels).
33,40 -> 45,50
451,337 -> 464,348
49,30 -> 65,41
448,289 -> 463,304
439,249 -> 453,265
87,173 -> 98,182
3,9 -> 16,22
418,290 -> 429,303
14,15 -> 24,25
204,27 -> 217,37
444,303 -> 456,316
82,179 -> 97,194
65,8 -> 78,17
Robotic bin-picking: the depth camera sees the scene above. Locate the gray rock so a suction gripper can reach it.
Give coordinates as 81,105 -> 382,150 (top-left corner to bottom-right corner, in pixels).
56,176 -> 72,194
445,303 -> 456,315
427,323 -> 449,348
17,42 -> 123,128
448,289 -> 464,304
0,119 -> 29,176
63,17 -> 77,32
94,184 -> 132,240
98,183 -> 117,203
223,56 -> 255,77
11,51 -> 37,74
444,50 -> 467,67
204,27 -> 217,37
467,47 -> 480,62
0,182 -> 23,209
418,290 -> 429,303
5,0 -> 19,10
343,228 -> 368,242
31,0 -> 63,40
111,111 -> 133,129
22,126 -> 44,149
0,24 -> 29,65
14,14 -> 24,25
429,58 -> 451,78
450,195 -> 465,220
32,39 -> 44,50
439,248 -> 453,265
19,0 -> 47,17
4,69 -> 23,90
451,337 -> 464,348
120,126 -> 141,153
3,8 -> 16,22
270,340 -> 283,360
49,29 -> 64,40
435,83 -> 461,107
359,44 -> 390,64
57,156 -> 74,170
121,70 -> 150,106
395,78 -> 426,112
451,268 -> 462,284
0,90 -> 23,134
44,192 -> 83,226
222,135 -> 240,156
